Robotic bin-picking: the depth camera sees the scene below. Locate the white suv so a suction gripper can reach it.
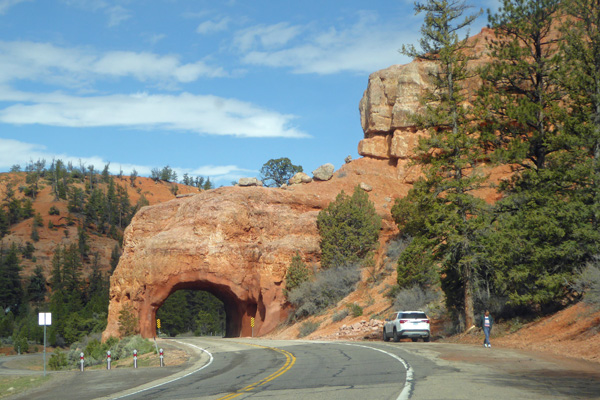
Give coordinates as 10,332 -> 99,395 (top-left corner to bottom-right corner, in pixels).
383,311 -> 431,342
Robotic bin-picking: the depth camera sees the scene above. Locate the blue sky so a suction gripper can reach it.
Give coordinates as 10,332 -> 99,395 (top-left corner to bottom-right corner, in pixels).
0,0 -> 496,186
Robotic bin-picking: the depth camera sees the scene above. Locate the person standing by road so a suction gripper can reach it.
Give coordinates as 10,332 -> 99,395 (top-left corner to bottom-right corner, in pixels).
481,310 -> 494,348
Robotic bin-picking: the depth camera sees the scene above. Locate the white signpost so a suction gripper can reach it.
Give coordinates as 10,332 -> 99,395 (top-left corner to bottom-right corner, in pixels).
38,313 -> 51,376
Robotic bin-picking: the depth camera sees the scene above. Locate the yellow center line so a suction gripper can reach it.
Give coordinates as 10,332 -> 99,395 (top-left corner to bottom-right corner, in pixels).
216,343 -> 296,400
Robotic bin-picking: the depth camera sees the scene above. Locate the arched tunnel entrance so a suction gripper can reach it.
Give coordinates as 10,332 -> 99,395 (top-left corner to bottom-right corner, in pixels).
156,289 -> 226,337
150,280 -> 261,338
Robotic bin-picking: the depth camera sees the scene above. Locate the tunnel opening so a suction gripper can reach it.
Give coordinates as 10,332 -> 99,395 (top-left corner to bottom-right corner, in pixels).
156,289 -> 226,337
152,280 -> 258,338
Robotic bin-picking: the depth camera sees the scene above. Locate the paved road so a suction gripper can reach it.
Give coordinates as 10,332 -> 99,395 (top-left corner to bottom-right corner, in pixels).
7,338 -> 600,399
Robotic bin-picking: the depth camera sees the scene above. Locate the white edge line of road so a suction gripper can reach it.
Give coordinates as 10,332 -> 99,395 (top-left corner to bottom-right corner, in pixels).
109,340 -> 214,400
341,343 -> 413,400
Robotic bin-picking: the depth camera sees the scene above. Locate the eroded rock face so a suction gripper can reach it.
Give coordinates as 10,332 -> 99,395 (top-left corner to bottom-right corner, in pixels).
103,159 -> 413,340
358,27 -> 495,178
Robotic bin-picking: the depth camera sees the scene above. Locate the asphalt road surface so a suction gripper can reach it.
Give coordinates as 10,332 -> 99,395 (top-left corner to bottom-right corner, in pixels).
7,338 -> 600,400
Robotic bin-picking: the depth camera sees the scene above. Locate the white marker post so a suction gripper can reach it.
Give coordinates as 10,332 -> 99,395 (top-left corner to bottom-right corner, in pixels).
37,313 -> 51,377
159,348 -> 164,367
133,349 -> 137,369
107,350 -> 112,370
80,352 -> 84,372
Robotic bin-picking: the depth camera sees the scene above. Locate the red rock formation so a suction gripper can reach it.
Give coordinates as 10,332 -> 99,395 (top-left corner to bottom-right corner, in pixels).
358,27 -> 496,182
104,27 -> 504,341
102,159 -> 412,340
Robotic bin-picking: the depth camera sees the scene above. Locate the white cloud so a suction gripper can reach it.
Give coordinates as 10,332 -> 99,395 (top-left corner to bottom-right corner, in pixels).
0,138 -> 250,184
0,0 -> 30,14
196,17 -> 230,35
61,0 -> 131,27
0,90 -> 308,138
0,41 -> 227,86
234,13 -> 418,74
146,33 -> 166,45
233,22 -> 303,52
106,5 -> 131,27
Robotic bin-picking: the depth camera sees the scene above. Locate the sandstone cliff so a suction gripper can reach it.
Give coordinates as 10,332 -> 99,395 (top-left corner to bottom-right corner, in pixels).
357,27 -> 496,184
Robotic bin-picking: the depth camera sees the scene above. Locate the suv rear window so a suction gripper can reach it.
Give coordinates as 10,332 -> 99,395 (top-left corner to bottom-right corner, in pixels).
400,312 -> 427,319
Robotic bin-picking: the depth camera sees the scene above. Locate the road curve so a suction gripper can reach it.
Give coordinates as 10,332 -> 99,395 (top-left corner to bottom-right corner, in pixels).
8,338 -> 600,400
114,338 -> 410,400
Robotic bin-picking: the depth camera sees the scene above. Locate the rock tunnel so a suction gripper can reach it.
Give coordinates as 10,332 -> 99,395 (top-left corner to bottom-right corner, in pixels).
140,273 -> 264,338
102,187 -> 323,341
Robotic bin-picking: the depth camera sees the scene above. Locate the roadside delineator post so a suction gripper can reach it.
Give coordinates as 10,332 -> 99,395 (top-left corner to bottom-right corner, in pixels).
159,348 -> 164,367
107,350 -> 112,370
133,349 -> 138,369
80,352 -> 84,372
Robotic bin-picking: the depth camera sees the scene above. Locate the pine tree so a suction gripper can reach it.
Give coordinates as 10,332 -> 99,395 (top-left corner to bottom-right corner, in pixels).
0,244 -> 24,314
474,0 -> 592,310
0,208 -> 9,239
110,244 -> 121,273
317,186 -> 381,269
392,0 -> 485,330
479,0 -> 562,172
129,169 -> 138,187
560,0 -> 600,230
284,251 -> 311,298
27,265 -> 47,303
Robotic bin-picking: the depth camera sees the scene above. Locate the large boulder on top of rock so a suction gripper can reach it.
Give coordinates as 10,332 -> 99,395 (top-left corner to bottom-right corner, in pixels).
238,177 -> 263,187
312,163 -> 335,181
289,172 -> 312,185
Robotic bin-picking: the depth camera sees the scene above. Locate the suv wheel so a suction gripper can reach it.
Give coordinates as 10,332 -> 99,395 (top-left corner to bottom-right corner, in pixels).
393,328 -> 400,342
424,336 -> 430,342
383,328 -> 389,342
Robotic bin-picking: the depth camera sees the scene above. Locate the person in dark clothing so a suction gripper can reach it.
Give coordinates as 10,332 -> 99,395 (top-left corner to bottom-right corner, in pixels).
481,310 -> 494,348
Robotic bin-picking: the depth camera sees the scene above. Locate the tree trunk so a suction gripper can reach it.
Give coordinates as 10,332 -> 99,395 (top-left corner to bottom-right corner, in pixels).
463,265 -> 475,330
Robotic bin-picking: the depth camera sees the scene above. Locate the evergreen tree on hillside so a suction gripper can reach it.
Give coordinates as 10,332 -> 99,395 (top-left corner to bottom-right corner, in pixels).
560,0 -> 600,231
68,186 -> 86,213
317,186 -> 381,269
473,0 -> 596,310
479,0 -> 562,173
392,0 -> 485,329
260,157 -> 303,187
129,169 -> 138,187
27,266 -> 47,303
0,244 -> 24,314
110,244 -> 121,273
0,208 -> 9,239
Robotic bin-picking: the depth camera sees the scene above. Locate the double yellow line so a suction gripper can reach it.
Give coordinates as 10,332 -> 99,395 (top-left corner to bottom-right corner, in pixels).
217,343 -> 296,400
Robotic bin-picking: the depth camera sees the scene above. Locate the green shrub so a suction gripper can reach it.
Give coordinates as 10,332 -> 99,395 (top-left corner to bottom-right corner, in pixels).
118,303 -> 139,337
48,206 -> 60,216
288,264 -> 361,319
112,335 -> 155,360
571,261 -> 600,309
347,303 -> 363,318
332,309 -> 349,322
12,334 -> 28,353
284,252 -> 311,299
393,285 -> 440,314
317,186 -> 381,269
298,321 -> 320,338
48,349 -> 68,370
396,236 -> 437,288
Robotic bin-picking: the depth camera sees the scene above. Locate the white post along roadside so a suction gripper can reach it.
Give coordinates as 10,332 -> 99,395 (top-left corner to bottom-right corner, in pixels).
37,312 -> 51,377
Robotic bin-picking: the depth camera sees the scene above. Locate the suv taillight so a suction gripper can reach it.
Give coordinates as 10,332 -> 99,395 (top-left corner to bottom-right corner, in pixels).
423,319 -> 430,323
399,319 -> 408,323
